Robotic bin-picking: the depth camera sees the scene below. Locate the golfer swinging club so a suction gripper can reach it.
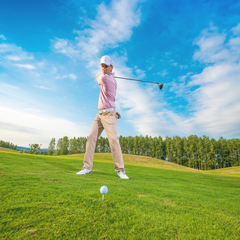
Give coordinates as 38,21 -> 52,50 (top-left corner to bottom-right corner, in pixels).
76,55 -> 129,180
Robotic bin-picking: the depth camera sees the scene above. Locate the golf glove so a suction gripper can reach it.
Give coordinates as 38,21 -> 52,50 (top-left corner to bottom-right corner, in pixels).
116,112 -> 121,119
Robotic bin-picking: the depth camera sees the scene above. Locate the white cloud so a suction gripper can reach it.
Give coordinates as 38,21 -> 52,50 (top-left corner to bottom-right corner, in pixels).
187,62 -> 240,136
5,55 -> 22,61
0,38 -> 90,147
185,24 -> 240,137
34,85 -> 50,90
157,69 -> 168,77
0,43 -> 34,60
231,23 -> 240,35
0,34 -> 6,40
52,38 -> 80,58
0,82 -> 21,100
69,73 -> 77,80
0,81 -> 90,147
228,36 -> 240,58
192,24 -> 240,66
0,107 -> 89,148
117,83 -> 181,136
192,24 -> 240,64
0,44 -> 9,52
52,0 -> 141,60
0,73 -> 8,77
5,54 -> 33,61
180,65 -> 188,69
0,42 -> 36,73
78,0 -> 141,52
171,61 -> 178,67
15,64 -> 35,69
36,61 -> 45,68
153,24 -> 240,138
0,82 -> 19,89
134,67 -> 146,79
193,32 -> 229,63
113,58 -> 180,137
55,73 -> 77,80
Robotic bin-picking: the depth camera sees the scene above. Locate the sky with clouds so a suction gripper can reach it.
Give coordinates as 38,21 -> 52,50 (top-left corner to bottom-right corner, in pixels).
0,0 -> 240,148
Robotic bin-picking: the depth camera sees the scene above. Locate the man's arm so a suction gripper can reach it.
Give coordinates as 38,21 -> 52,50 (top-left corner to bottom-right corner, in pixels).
96,73 -> 106,85
96,73 -> 107,93
96,73 -> 101,81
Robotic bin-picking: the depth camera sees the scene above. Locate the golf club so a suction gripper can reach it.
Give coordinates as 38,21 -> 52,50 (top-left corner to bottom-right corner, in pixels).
115,76 -> 163,90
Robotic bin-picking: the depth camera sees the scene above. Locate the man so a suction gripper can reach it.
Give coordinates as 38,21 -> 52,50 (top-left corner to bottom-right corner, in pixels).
76,55 -> 129,180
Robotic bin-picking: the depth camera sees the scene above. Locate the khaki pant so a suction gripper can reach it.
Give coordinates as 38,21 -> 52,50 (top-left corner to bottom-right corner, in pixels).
83,111 -> 124,171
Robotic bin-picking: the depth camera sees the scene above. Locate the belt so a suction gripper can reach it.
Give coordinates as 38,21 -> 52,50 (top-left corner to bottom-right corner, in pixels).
99,108 -> 115,114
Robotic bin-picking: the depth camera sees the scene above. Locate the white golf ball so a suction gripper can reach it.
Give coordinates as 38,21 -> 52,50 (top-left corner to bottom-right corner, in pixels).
100,186 -> 108,195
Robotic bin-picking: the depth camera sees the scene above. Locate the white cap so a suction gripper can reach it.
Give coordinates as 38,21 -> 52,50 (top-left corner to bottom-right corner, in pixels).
100,55 -> 113,66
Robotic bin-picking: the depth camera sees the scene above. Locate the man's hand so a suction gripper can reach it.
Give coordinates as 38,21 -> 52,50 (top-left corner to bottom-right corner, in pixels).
116,112 -> 121,119
96,74 -> 101,81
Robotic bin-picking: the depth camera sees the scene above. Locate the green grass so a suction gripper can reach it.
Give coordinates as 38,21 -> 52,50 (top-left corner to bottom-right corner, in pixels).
0,150 -> 239,239
0,147 -> 18,153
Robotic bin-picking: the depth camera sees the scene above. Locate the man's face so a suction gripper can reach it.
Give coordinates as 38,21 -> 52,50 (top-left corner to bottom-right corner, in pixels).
101,64 -> 113,75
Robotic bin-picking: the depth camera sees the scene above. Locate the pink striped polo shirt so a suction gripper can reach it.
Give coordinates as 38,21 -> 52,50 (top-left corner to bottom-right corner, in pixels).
97,72 -> 117,110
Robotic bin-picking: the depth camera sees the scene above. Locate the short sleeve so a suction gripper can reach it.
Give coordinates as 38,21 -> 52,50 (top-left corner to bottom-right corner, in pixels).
97,73 -> 106,85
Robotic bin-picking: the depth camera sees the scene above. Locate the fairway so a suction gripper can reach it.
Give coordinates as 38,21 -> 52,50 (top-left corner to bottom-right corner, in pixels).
0,150 -> 239,239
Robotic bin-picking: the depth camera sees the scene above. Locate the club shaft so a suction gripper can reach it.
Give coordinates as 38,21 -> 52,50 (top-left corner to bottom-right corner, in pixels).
115,76 -> 160,85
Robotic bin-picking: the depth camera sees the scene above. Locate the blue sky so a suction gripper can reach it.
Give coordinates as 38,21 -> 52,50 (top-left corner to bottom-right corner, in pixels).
1,0 -> 240,148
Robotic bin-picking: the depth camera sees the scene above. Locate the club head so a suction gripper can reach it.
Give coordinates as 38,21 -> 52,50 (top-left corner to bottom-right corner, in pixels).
158,83 -> 163,90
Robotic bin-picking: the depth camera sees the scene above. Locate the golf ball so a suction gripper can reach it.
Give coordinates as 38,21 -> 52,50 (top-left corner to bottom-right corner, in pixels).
100,186 -> 108,195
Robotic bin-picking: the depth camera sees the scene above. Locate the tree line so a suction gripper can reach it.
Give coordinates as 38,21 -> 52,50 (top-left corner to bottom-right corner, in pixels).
0,140 -> 17,150
48,135 -> 240,170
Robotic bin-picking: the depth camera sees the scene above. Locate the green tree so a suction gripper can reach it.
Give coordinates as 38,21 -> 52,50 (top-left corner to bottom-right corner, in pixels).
98,136 -> 105,153
76,137 -> 87,153
197,137 -> 203,170
173,136 -> 183,165
217,137 -> 229,169
47,134 -> 240,170
166,136 -> 173,162
182,137 -> 189,167
119,136 -> 127,154
56,138 -> 62,155
139,136 -> 145,156
48,138 -> 55,155
134,136 -> 140,155
0,140 -> 17,150
236,139 -> 240,166
61,136 -> 69,155
69,137 -> 78,154
202,135 -> 210,170
155,136 -> 163,159
144,135 -> 150,156
149,137 -> 157,158
128,136 -> 134,154
105,137 -> 111,153
227,139 -> 237,167
208,139 -> 216,169
29,143 -> 42,154
188,135 -> 199,169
